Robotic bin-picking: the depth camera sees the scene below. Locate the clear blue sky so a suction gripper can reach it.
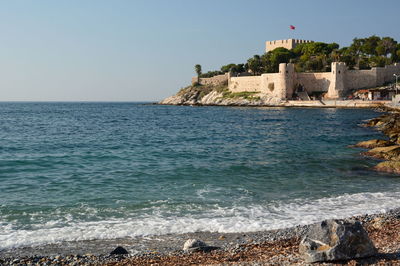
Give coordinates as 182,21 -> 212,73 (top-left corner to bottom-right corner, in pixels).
1,0 -> 399,101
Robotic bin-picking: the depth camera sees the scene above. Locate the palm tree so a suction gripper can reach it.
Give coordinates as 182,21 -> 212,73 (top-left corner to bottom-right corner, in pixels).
195,64 -> 202,84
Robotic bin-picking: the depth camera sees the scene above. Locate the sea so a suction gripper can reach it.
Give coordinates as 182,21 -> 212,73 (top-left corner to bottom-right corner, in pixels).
1,102 -> 400,250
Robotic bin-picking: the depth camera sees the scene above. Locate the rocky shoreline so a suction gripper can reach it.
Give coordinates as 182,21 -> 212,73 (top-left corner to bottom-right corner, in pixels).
2,209 -> 400,265
158,84 -> 392,108
159,84 -> 283,106
351,106 -> 400,174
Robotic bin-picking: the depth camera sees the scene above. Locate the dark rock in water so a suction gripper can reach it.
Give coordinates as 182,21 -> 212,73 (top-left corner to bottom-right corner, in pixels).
299,219 -> 377,263
110,246 -> 129,255
183,239 -> 219,253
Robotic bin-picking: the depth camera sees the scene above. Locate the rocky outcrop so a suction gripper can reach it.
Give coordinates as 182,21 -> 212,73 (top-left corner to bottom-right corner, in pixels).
363,145 -> 400,160
363,112 -> 400,144
159,85 -> 282,106
357,110 -> 400,174
352,139 -> 391,149
374,161 -> 400,174
299,219 -> 377,263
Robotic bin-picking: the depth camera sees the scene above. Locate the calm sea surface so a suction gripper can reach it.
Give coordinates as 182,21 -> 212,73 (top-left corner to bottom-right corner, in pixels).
1,102 -> 400,249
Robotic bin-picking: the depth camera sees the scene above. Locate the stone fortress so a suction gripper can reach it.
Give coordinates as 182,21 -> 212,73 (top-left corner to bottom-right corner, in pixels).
195,39 -> 400,101
265,39 -> 313,52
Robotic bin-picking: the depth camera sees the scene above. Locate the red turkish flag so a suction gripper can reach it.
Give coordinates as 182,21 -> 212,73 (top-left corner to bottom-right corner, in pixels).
290,25 -> 296,30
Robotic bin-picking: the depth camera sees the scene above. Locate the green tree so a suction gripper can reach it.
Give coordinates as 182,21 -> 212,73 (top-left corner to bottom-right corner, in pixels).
220,63 -> 245,74
261,47 -> 293,73
395,44 -> 400,62
370,56 -> 388,67
358,57 -> 370,69
349,38 -> 364,56
361,35 -> 381,56
220,64 -> 236,73
247,55 -> 262,75
376,37 -> 397,58
194,64 -> 202,83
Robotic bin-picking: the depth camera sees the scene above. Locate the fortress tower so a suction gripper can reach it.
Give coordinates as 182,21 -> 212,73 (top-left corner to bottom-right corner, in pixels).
326,62 -> 346,99
265,39 -> 313,52
278,63 -> 295,99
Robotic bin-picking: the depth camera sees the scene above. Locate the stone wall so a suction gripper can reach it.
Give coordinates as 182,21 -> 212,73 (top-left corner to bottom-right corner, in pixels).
345,69 -> 377,90
296,72 -> 331,93
382,64 -> 400,83
228,64 -> 294,100
260,73 -> 282,96
224,62 -> 400,100
265,39 -> 313,52
229,76 -> 262,92
192,73 -> 229,86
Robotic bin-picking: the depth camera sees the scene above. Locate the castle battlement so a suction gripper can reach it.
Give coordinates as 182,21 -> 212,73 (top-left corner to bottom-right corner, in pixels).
265,39 -> 313,52
228,62 -> 400,100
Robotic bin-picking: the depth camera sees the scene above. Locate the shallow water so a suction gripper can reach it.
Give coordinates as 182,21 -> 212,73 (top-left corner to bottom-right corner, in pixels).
0,103 -> 398,249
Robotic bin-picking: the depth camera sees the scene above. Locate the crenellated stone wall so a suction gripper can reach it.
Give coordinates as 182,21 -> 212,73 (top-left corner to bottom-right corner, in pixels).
265,39 -> 313,52
224,62 -> 400,100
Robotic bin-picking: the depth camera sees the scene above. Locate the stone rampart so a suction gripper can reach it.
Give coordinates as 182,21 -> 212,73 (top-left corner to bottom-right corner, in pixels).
229,76 -> 262,92
228,64 -> 294,100
346,69 -> 377,90
260,73 -> 281,97
382,64 -> 400,83
218,63 -> 400,100
265,39 -> 313,52
296,73 -> 331,92
192,73 -> 229,86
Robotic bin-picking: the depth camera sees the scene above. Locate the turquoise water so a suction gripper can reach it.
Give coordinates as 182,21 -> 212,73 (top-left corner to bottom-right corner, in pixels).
1,103 -> 400,249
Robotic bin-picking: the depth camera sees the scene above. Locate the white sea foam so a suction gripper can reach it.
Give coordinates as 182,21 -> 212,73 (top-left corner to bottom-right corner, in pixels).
1,191 -> 400,249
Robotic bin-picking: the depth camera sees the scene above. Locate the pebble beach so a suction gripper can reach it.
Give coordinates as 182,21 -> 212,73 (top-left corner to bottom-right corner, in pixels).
1,209 -> 400,265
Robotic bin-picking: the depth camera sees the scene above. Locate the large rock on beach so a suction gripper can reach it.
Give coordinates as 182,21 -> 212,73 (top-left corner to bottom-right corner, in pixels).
299,219 -> 377,263
363,145 -> 400,160
110,246 -> 129,255
353,139 -> 391,149
374,160 -> 400,174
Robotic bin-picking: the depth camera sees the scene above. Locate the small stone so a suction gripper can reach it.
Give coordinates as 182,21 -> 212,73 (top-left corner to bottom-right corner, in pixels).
183,239 -> 207,251
110,246 -> 129,255
218,235 -> 226,240
183,239 -> 219,252
371,217 -> 385,230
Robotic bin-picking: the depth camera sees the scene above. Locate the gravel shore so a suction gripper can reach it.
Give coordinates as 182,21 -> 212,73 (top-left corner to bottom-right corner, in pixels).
1,209 -> 400,265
